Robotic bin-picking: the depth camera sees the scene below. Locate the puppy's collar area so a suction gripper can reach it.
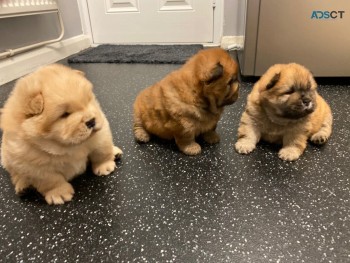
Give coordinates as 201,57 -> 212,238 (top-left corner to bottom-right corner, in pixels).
200,95 -> 222,115
280,108 -> 313,120
262,105 -> 309,125
29,138 -> 79,156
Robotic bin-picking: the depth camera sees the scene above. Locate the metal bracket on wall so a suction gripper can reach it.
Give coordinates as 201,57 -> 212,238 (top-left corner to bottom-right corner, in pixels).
0,0 -> 64,60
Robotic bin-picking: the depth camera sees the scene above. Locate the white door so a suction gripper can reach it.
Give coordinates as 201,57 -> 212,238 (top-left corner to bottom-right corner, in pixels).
86,0 -> 215,44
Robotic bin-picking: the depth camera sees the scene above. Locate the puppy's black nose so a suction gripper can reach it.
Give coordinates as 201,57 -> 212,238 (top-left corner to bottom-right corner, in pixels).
86,118 -> 96,129
302,97 -> 311,105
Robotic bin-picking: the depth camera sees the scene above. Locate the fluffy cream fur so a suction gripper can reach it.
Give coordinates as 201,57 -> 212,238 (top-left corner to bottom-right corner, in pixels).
0,64 -> 122,204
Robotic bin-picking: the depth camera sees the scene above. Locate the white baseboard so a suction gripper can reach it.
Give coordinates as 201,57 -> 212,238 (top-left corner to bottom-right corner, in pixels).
220,36 -> 244,50
0,35 -> 91,85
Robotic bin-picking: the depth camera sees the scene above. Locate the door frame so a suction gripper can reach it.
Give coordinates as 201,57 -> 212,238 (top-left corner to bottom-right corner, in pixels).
76,0 -> 224,46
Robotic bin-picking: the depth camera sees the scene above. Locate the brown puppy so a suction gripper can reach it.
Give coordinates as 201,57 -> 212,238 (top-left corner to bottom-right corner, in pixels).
235,63 -> 332,161
0,64 -> 123,204
133,48 -> 240,155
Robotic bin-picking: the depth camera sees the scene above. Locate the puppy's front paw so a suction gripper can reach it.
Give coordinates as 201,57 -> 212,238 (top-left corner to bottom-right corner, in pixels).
113,146 -> 123,159
235,139 -> 256,154
93,160 -> 116,176
44,183 -> 75,205
202,131 -> 220,144
310,132 -> 329,145
179,142 -> 201,156
278,147 -> 301,161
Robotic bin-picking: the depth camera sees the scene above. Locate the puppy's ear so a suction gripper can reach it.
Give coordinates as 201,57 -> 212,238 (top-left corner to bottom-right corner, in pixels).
74,69 -> 85,76
16,77 -> 44,117
204,63 -> 224,84
26,93 -> 44,116
266,72 -> 281,90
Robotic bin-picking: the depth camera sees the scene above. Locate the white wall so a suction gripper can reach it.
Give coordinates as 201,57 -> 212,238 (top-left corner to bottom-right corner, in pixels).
223,0 -> 246,36
0,0 -> 245,52
0,0 -> 83,52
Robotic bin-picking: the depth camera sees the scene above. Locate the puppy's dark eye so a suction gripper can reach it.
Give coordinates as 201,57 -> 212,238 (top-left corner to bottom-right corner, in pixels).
284,88 -> 294,95
228,78 -> 235,86
61,112 -> 70,118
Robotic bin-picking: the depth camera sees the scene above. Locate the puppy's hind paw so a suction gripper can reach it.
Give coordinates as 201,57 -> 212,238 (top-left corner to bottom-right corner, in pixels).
93,160 -> 116,176
235,140 -> 256,154
11,175 -> 31,196
113,146 -> 123,159
202,131 -> 220,144
15,182 -> 30,196
134,127 -> 150,143
310,132 -> 329,145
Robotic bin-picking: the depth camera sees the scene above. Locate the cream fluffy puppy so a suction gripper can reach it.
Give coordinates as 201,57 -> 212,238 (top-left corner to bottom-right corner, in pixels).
0,64 -> 122,204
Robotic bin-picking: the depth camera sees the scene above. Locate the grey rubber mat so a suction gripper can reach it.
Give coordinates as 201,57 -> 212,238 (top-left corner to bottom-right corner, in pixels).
68,44 -> 203,64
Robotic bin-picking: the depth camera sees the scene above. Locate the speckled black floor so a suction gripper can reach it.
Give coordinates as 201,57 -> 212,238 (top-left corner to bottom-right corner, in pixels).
0,58 -> 349,262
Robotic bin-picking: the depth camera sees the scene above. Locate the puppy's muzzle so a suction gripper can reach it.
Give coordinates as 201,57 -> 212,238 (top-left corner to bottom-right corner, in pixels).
86,118 -> 96,129
221,82 -> 239,107
302,97 -> 313,110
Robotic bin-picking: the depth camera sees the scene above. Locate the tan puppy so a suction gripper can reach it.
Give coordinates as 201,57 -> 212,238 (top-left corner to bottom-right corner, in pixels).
0,64 -> 123,204
235,63 -> 332,161
133,48 -> 240,155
